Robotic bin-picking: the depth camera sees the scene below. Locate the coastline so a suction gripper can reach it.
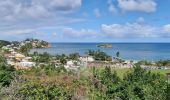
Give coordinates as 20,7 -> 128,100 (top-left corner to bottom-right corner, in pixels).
29,43 -> 170,61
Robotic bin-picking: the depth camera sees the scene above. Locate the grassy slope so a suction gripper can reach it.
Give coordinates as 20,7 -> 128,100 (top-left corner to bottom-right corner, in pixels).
80,67 -> 170,79
113,68 -> 170,79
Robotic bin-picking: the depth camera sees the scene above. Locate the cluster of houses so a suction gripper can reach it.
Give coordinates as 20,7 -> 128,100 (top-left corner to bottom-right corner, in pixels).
63,56 -> 94,70
2,39 -> 49,52
63,56 -> 136,70
4,51 -> 35,69
1,40 -> 42,69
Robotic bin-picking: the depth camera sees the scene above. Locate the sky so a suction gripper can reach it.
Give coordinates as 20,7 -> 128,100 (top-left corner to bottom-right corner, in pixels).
0,0 -> 170,42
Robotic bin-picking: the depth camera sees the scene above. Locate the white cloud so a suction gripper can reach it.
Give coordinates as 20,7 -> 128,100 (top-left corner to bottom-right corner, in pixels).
118,0 -> 157,13
0,29 -> 34,35
109,4 -> 117,14
94,8 -> 101,17
108,0 -> 117,14
0,0 -> 84,40
0,0 -> 82,30
163,24 -> 170,33
136,17 -> 145,24
0,0 -> 82,20
61,28 -> 99,39
101,18 -> 170,38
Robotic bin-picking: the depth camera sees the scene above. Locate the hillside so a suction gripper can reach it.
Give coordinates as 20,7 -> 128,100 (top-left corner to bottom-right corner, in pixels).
0,40 -> 10,48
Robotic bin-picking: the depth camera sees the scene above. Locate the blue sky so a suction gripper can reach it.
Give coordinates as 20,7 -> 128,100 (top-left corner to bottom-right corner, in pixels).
0,0 -> 170,42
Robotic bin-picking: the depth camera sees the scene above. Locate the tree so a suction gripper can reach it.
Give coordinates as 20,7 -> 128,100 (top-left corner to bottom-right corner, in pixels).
60,58 -> 67,65
116,64 -> 168,100
0,40 -> 11,48
116,52 -> 120,58
69,53 -> 79,60
0,63 -> 15,86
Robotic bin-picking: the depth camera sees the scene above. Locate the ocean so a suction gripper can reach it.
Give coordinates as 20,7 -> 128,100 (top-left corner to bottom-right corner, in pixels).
30,43 -> 170,61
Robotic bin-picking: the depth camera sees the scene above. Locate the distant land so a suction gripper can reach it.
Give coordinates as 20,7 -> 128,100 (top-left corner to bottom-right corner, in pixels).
96,44 -> 113,48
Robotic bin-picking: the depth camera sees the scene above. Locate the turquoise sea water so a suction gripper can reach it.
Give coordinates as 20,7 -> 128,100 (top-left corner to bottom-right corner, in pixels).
30,43 -> 170,60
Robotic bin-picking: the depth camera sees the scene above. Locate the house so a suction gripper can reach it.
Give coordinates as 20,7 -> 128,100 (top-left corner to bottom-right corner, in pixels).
15,61 -> 35,69
4,54 -> 14,60
79,56 -> 94,62
7,60 -> 15,66
15,53 -> 25,61
64,60 -> 80,70
22,57 -> 32,61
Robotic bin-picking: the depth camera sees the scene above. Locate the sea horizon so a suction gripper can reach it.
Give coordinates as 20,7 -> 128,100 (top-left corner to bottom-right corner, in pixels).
30,43 -> 170,61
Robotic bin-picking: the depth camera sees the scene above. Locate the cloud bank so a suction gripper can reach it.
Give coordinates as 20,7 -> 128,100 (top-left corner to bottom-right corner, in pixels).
118,0 -> 157,13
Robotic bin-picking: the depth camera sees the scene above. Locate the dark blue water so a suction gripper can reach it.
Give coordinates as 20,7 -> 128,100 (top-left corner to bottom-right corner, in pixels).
30,43 -> 170,60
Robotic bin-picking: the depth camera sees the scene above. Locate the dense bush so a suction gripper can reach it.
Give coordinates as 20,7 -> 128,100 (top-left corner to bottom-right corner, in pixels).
0,40 -> 10,48
87,50 -> 112,61
19,82 -> 73,100
0,64 -> 169,99
0,63 -> 15,86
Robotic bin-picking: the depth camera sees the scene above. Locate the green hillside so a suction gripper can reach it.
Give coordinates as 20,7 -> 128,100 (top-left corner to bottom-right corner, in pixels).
0,40 -> 11,48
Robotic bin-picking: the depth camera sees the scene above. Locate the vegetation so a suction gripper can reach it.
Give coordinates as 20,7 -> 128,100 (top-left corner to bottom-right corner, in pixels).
136,60 -> 153,66
0,61 -> 169,99
97,44 -> 113,48
116,51 -> 120,58
18,43 -> 33,55
0,40 -> 10,48
0,39 -> 170,99
156,60 -> 170,67
0,56 -> 15,86
87,50 -> 112,61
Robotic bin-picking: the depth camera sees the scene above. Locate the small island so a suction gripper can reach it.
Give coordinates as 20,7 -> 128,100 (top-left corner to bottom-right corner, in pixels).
97,44 -> 113,48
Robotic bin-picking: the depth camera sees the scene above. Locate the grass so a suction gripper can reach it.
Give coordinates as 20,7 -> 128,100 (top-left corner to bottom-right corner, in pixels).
112,68 -> 131,79
80,67 -> 170,79
149,69 -> 170,75
112,68 -> 170,79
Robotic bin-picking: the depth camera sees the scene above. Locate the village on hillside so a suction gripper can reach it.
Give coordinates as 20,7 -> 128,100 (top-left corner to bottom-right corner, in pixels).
0,39 -> 170,71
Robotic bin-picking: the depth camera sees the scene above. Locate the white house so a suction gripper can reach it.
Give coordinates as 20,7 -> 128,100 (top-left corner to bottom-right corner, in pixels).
79,56 -> 94,62
64,60 -> 80,70
16,61 -> 35,69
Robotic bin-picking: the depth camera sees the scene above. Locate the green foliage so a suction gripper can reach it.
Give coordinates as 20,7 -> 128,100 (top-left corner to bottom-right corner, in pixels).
116,51 -> 120,57
0,40 -> 10,48
54,54 -> 67,65
116,65 -> 168,100
32,52 -> 50,63
18,43 -> 33,55
0,55 -> 6,63
19,82 -> 73,100
87,50 -> 112,61
69,53 -> 79,60
137,60 -> 152,66
0,61 -> 169,99
0,63 -> 15,86
91,66 -> 121,99
90,65 -> 169,100
167,84 -> 170,100
43,64 -> 67,75
156,60 -> 170,67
